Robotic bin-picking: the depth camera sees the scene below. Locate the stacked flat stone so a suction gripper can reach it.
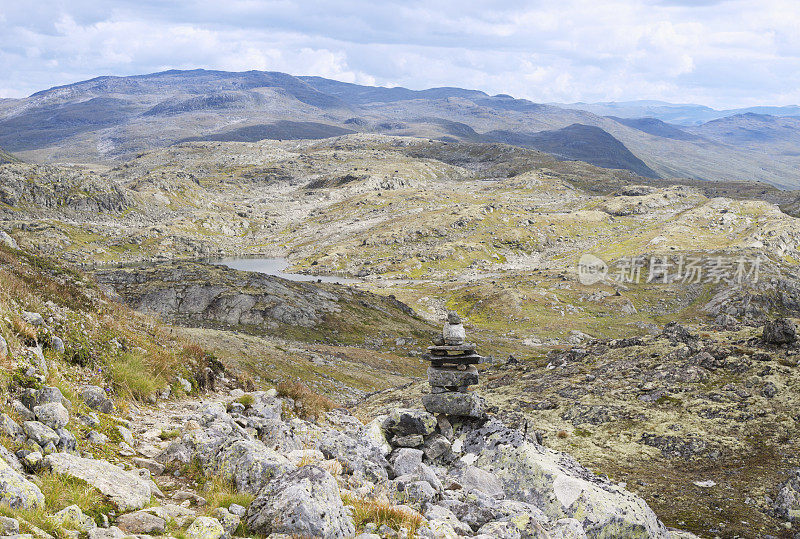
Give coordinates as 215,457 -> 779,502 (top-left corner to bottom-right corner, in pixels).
421,312 -> 485,418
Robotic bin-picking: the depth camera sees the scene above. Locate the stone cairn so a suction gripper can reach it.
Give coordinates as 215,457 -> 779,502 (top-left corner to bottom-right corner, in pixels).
421,312 -> 485,418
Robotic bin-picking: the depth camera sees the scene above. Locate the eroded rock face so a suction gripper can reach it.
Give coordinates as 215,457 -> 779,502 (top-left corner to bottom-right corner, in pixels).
43,453 -> 152,511
245,465 -> 355,538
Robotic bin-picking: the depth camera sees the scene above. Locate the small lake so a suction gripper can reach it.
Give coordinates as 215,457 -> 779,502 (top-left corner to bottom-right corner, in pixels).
212,257 -> 362,285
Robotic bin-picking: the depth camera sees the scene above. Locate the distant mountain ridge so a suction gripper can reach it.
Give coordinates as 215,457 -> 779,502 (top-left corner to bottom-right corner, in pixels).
1,69 -> 800,187
555,100 -> 800,126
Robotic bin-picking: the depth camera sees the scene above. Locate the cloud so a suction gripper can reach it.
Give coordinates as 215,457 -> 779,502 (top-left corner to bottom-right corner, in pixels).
0,0 -> 797,107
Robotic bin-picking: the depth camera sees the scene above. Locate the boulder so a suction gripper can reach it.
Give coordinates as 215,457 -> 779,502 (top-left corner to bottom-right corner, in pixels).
50,336 -> 65,353
0,515 -> 19,535
132,457 -> 165,476
185,516 -> 225,539
214,507 -> 241,537
1,414 -> 24,441
21,311 -> 44,327
43,453 -> 151,511
0,230 -> 16,249
763,318 -> 797,344
117,511 -> 166,534
0,456 -> 44,509
246,465 -> 355,538
450,465 -> 505,499
424,504 -> 472,536
22,421 -> 60,447
33,402 -> 69,429
383,409 -> 437,437
116,425 -> 134,446
474,441 -> 669,537
317,428 -> 390,482
422,392 -> 485,418
88,527 -> 126,539
81,386 -> 114,414
48,504 -> 96,532
11,400 -> 34,422
214,439 -> 292,494
0,336 -> 7,358
392,448 -> 423,477
364,416 -> 392,456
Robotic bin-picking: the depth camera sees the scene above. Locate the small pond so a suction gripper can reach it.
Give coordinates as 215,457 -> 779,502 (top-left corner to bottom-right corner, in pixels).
212,257 -> 361,285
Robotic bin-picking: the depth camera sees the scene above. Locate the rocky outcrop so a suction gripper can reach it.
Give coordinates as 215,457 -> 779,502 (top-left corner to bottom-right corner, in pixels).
93,261 -> 431,342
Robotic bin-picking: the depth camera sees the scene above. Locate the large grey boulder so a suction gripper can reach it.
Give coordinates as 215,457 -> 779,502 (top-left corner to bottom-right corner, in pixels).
22,421 -> 60,447
392,448 -> 423,477
763,318 -> 797,344
43,453 -> 151,511
246,465 -> 355,538
0,456 -> 44,509
473,440 -> 669,537
81,386 -> 115,414
213,439 -> 292,494
317,428 -> 390,482
185,516 -> 225,539
450,464 -> 505,499
21,311 -> 44,327
33,402 -> 69,429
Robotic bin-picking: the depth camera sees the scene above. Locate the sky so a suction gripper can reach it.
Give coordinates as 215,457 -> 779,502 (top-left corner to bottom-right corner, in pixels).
0,0 -> 798,108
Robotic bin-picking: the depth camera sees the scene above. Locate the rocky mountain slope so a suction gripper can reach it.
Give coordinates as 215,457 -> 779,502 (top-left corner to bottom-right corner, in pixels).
3,69 -> 800,187
0,235 -> 693,539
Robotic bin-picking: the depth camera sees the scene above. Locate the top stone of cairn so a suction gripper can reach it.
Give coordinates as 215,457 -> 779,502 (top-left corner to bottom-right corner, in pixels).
443,311 -> 466,345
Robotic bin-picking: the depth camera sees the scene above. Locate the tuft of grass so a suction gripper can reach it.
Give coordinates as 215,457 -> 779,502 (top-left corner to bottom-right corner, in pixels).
342,493 -> 425,535
107,352 -> 165,401
235,394 -> 254,408
203,477 -> 255,514
159,428 -> 181,440
11,316 -> 38,346
276,381 -> 337,420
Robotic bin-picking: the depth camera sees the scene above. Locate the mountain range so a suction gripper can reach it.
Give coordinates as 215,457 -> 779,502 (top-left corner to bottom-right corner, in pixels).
1,69 -> 799,188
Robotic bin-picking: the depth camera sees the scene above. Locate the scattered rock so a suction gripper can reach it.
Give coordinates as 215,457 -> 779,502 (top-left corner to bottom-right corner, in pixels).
0,515 -> 20,535
775,469 -> 800,522
48,504 -> 96,532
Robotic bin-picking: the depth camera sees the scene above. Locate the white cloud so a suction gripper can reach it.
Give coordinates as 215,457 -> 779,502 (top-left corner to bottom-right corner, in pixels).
0,0 -> 797,108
